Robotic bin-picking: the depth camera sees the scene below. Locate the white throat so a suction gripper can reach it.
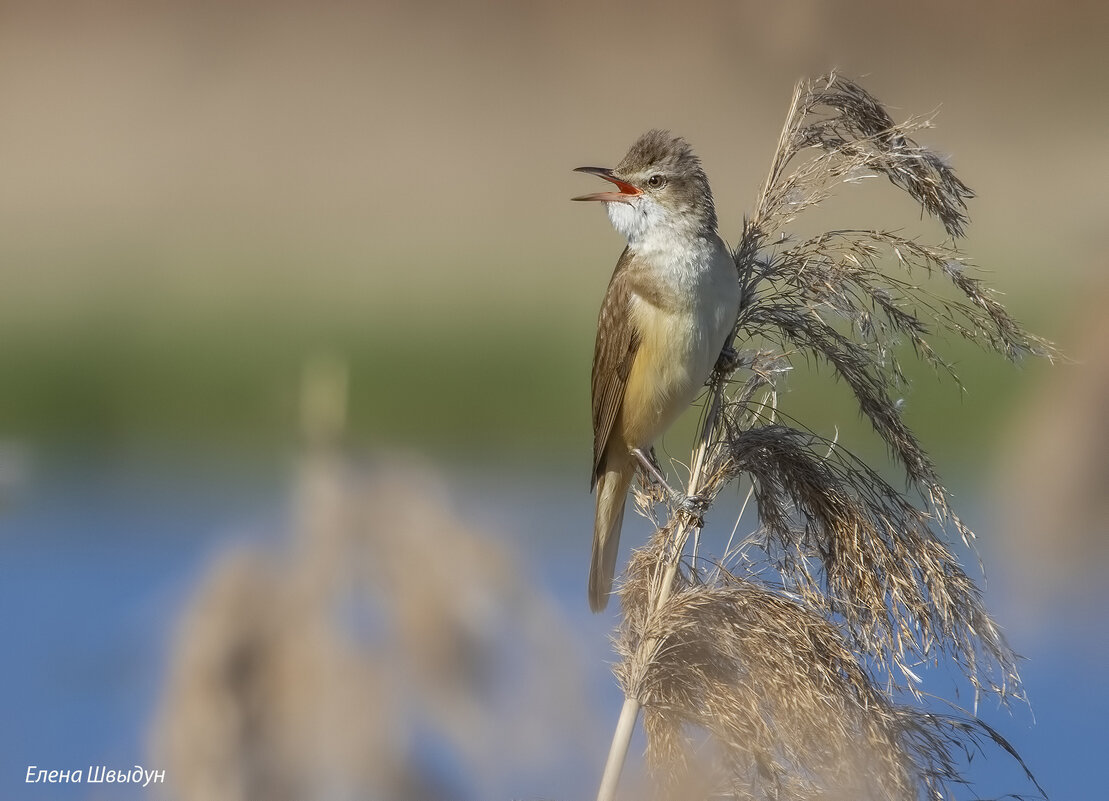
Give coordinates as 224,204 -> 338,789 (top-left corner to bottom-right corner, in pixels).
606,197 -> 712,261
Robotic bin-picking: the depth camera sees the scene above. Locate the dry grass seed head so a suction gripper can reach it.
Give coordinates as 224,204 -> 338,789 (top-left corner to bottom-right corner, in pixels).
607,73 -> 1052,800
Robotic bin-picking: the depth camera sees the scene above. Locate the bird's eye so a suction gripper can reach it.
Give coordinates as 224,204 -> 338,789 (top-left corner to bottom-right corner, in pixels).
646,174 -> 665,189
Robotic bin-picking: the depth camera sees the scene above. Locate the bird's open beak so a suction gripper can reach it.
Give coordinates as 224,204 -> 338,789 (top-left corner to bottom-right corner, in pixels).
572,166 -> 641,203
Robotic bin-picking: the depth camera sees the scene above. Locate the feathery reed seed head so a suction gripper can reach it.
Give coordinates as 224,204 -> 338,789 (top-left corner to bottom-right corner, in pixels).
605,73 -> 1051,801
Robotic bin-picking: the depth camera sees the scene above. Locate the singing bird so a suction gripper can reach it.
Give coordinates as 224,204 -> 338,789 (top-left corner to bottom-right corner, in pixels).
574,130 -> 741,612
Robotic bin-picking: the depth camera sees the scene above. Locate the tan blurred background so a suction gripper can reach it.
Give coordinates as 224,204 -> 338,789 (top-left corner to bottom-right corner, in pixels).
1,2 -> 1107,800
0,0 -> 1104,454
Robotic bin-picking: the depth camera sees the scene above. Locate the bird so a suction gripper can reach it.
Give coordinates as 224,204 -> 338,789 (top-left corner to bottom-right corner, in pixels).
573,130 -> 742,612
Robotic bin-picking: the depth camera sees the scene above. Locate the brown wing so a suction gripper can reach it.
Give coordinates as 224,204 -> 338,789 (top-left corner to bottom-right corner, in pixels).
591,248 -> 640,488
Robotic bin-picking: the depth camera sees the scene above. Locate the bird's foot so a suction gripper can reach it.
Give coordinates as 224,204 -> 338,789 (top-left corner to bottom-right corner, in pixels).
678,493 -> 709,528
715,345 -> 742,375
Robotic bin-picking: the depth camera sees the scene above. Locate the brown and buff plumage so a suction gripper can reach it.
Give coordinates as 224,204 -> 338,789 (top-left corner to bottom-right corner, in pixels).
581,132 -> 741,611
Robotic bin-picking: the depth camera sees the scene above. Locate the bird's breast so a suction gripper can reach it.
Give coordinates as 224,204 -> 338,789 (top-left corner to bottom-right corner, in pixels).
619,244 -> 740,448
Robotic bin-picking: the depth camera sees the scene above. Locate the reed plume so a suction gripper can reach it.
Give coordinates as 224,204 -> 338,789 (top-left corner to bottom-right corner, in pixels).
597,73 -> 1054,801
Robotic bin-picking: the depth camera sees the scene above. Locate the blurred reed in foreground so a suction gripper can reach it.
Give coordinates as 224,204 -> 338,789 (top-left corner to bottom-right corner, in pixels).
598,74 -> 1053,801
152,356 -> 598,801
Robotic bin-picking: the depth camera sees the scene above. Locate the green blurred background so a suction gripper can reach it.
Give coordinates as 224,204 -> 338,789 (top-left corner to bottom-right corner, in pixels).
2,2 -> 1107,800
0,1 -> 1100,462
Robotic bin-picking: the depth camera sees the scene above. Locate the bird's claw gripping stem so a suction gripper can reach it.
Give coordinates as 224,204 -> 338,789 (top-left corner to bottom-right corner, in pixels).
678,493 -> 709,528
715,345 -> 742,375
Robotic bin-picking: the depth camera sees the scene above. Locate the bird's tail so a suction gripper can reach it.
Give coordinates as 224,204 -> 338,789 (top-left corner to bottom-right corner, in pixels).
589,455 -> 634,612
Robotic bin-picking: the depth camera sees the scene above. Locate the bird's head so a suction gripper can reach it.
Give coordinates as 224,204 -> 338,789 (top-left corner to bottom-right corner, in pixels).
573,129 -> 718,245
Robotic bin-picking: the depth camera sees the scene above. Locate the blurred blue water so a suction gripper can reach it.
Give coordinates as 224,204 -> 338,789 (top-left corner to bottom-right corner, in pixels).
0,456 -> 284,800
0,455 -> 1103,800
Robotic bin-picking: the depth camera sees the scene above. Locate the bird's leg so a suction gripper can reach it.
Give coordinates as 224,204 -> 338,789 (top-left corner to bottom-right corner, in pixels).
630,447 -> 681,502
631,449 -> 710,529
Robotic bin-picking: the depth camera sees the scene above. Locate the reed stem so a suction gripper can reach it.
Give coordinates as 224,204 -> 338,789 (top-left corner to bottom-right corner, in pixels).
594,373 -> 727,801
